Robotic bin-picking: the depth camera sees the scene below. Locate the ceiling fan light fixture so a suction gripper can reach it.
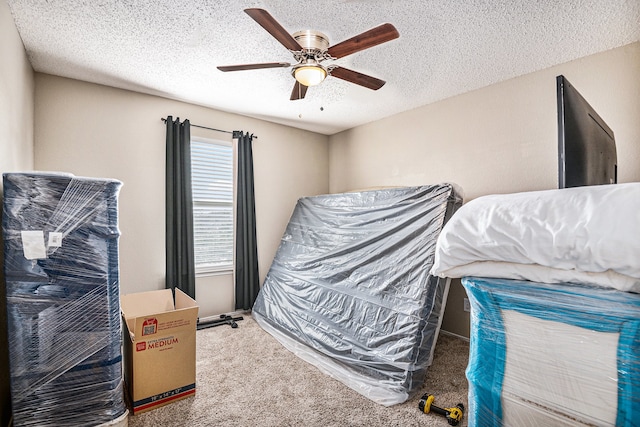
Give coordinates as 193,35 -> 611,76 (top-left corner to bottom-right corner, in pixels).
293,65 -> 327,87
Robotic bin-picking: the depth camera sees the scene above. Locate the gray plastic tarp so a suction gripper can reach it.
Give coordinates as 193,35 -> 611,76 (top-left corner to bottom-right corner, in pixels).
253,184 -> 462,405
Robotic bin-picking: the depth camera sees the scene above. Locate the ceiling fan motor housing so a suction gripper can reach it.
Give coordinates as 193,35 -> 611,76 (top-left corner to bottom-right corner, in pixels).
290,30 -> 331,86
293,30 -> 330,53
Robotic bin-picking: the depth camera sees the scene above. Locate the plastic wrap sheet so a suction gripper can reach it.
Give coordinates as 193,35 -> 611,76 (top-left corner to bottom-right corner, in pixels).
463,277 -> 640,426
253,184 -> 463,405
2,172 -> 127,426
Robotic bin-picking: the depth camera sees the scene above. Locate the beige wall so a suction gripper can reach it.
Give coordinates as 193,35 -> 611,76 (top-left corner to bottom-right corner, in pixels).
0,1 -> 34,173
329,42 -> 640,337
0,1 -> 34,424
34,74 -> 330,317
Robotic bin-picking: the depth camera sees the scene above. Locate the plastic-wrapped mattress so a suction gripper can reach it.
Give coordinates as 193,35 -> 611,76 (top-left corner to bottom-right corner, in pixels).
463,277 -> 640,426
2,172 -> 127,426
252,184 -> 462,405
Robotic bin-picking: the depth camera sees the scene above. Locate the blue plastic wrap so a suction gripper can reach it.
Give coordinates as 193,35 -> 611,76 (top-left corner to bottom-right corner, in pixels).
2,172 -> 127,426
253,184 -> 463,405
463,277 -> 640,426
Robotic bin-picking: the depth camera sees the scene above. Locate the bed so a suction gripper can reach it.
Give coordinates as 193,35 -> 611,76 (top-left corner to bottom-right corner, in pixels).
430,182 -> 640,426
252,184 -> 463,405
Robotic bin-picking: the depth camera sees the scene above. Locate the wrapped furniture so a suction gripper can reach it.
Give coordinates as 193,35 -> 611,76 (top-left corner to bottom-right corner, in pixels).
2,172 -> 127,426
253,184 -> 463,405
431,183 -> 640,426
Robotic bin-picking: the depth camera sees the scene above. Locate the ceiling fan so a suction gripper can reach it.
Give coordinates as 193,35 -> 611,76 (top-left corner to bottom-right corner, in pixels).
217,8 -> 399,100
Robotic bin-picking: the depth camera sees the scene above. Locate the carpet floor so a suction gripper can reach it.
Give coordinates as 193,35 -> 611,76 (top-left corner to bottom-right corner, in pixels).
128,315 -> 469,427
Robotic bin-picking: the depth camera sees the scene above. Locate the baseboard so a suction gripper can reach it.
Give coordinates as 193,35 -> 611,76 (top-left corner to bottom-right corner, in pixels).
439,329 -> 470,342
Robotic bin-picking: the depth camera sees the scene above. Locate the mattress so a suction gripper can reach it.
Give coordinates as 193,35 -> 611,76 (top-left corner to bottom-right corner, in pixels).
252,184 -> 463,405
463,277 -> 640,426
2,172 -> 126,426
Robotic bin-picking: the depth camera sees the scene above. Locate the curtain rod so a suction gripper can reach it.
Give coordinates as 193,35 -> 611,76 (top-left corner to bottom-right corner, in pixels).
161,118 -> 257,139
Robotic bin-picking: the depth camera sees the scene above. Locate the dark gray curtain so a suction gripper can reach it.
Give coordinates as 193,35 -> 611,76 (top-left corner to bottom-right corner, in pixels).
165,116 -> 196,298
234,131 -> 259,310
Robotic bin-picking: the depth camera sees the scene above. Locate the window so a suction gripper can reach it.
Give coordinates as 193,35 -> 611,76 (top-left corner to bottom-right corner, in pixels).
190,137 -> 234,272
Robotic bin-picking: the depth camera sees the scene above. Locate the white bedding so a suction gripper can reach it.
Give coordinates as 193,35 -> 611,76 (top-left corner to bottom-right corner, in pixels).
430,183 -> 640,293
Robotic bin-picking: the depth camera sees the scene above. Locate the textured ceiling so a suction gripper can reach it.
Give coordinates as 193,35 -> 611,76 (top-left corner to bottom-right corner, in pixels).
7,0 -> 640,135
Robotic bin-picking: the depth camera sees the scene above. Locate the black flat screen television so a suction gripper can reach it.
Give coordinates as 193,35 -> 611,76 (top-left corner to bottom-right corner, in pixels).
557,75 -> 617,188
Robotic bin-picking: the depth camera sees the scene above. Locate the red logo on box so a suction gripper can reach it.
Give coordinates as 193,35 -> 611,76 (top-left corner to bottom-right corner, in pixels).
136,342 -> 146,352
142,318 -> 158,336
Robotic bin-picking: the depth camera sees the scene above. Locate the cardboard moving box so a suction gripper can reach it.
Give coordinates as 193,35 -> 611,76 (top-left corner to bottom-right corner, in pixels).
121,288 -> 199,414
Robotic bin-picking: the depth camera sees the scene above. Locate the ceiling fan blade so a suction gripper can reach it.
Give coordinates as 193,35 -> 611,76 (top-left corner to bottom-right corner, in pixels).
330,67 -> 386,90
290,81 -> 308,100
327,23 -> 399,59
217,62 -> 290,72
245,8 -> 303,52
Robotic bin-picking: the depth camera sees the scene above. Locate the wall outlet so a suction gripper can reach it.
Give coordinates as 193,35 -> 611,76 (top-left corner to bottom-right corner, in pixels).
463,298 -> 471,312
